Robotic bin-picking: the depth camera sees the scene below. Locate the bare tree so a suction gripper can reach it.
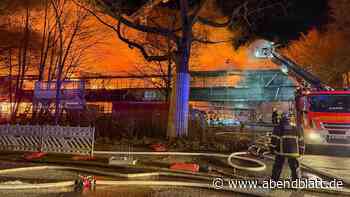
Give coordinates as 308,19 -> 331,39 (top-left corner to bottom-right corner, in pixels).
283,0 -> 350,88
128,60 -> 174,101
0,0 -> 104,123
329,0 -> 350,34
125,10 -> 179,101
0,1 -> 41,122
76,0 -> 286,138
28,0 -> 105,123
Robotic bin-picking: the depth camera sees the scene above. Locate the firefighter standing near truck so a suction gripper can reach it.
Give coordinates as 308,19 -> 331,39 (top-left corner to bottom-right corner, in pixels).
272,108 -> 278,125
270,112 -> 305,181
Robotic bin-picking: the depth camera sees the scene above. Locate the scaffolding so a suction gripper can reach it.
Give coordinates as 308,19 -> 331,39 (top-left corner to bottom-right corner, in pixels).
32,80 -> 86,119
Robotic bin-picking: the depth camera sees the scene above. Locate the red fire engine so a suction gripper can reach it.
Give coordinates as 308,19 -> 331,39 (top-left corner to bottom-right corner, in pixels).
254,40 -> 350,146
298,90 -> 350,145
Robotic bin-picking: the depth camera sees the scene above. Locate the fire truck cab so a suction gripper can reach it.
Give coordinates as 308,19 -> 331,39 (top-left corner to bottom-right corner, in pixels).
300,91 -> 350,145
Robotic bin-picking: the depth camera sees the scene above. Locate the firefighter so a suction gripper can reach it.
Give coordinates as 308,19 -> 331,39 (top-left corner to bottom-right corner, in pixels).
271,108 -> 278,124
270,112 -> 305,181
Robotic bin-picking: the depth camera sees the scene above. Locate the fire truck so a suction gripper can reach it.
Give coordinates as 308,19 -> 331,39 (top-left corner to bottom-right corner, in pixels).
253,40 -> 350,146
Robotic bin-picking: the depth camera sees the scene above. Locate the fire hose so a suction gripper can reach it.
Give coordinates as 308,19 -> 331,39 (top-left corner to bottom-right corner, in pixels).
0,134 -> 349,196
0,166 -> 269,196
95,132 -> 271,173
0,164 -> 348,196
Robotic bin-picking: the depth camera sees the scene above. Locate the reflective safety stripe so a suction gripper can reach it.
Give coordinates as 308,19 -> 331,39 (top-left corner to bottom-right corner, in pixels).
281,135 -> 298,139
271,126 -> 304,156
281,136 -> 299,155
270,134 -> 281,139
270,135 -> 281,149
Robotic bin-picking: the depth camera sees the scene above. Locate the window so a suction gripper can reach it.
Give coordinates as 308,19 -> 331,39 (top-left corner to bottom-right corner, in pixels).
309,94 -> 350,113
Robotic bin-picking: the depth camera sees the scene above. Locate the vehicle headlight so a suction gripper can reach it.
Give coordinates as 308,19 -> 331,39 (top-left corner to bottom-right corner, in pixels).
309,132 -> 321,141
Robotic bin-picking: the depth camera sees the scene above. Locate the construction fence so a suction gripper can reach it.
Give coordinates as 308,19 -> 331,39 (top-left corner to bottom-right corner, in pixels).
0,124 -> 95,156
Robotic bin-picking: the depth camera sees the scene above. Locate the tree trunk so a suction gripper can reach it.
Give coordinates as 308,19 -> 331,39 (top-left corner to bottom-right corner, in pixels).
167,0 -> 192,138
54,65 -> 63,124
175,72 -> 190,137
11,5 -> 30,123
52,0 -> 64,125
8,49 -> 12,109
165,57 -> 172,102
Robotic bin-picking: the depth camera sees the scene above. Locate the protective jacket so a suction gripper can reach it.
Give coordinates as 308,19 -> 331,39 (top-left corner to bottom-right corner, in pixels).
272,110 -> 278,124
269,119 -> 305,157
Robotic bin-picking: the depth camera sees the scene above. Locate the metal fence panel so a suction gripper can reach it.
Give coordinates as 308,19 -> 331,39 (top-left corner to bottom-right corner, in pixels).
0,125 -> 94,155
0,125 -> 42,152
41,126 -> 94,155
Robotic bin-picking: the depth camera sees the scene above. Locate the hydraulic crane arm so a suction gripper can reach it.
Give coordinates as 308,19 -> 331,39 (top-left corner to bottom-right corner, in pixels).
270,51 -> 324,89
253,40 -> 330,90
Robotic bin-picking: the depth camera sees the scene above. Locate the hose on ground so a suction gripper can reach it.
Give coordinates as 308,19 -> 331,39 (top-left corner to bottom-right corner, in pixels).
0,133 -> 349,196
0,166 -> 268,197
0,164 -> 349,196
95,150 -> 267,172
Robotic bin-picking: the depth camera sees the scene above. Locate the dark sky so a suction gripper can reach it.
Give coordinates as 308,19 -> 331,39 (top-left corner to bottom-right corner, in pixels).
105,0 -> 330,42
256,0 -> 329,42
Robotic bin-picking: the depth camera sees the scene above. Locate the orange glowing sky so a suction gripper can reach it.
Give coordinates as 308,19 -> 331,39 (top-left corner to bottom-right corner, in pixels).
83,18 -> 277,75
192,25 -> 276,71
2,2 -> 277,77
80,0 -> 277,75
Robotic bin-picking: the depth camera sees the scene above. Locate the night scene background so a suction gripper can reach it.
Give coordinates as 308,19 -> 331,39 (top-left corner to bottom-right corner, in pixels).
0,0 -> 349,196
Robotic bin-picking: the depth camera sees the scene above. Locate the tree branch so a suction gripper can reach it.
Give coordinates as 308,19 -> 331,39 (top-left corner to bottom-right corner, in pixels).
75,0 -> 180,42
196,16 -> 231,27
189,0 -> 208,25
130,0 -> 164,20
116,20 -> 170,62
192,37 -> 233,44
196,1 -> 247,27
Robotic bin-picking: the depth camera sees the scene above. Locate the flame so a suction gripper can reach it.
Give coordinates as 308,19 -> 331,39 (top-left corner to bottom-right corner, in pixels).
89,23 -> 276,74
1,2 -> 277,77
